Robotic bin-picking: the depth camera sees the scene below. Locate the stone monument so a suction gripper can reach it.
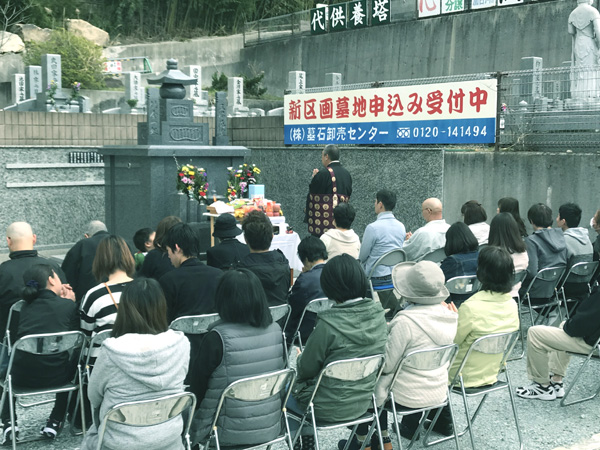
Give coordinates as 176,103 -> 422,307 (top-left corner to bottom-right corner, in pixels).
101,59 -> 249,245
568,0 -> 600,99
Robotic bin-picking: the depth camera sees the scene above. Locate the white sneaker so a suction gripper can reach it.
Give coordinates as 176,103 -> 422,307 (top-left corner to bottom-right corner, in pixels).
551,381 -> 565,398
516,382 -> 557,400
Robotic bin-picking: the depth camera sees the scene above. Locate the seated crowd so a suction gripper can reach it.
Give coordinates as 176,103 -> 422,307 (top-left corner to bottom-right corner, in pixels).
0,193 -> 599,450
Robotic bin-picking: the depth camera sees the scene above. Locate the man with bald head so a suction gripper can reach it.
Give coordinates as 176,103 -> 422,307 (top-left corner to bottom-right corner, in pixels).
0,222 -> 65,340
402,198 -> 450,261
62,220 -> 109,302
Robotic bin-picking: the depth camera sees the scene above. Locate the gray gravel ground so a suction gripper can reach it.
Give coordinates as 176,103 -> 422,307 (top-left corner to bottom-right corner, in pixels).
11,344 -> 600,450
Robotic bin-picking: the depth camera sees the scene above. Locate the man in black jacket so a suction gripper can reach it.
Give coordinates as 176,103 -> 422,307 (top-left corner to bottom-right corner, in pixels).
0,222 -> 66,340
159,222 -> 223,323
61,220 -> 109,302
516,288 -> 600,400
305,145 -> 352,237
206,214 -> 249,271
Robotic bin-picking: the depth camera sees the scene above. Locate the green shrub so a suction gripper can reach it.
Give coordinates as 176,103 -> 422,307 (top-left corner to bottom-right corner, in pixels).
23,29 -> 106,90
210,70 -> 267,99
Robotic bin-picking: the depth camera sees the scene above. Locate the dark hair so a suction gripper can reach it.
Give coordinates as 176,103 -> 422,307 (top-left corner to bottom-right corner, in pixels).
333,203 -> 356,229
476,246 -> 514,294
133,228 -> 153,252
444,222 -> 479,256
242,210 -> 273,251
376,189 -> 397,211
215,269 -> 273,328
163,223 -> 200,258
22,264 -> 55,303
323,144 -> 339,161
488,213 -> 526,254
298,236 -> 328,264
154,216 -> 182,252
558,202 -> 582,228
111,277 -> 168,338
461,200 -> 487,225
92,235 -> 135,282
527,203 -> 553,228
320,254 -> 368,302
498,197 -> 527,237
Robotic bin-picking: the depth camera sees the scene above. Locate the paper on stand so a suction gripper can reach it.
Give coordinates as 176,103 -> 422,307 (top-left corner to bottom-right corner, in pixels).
212,201 -> 234,214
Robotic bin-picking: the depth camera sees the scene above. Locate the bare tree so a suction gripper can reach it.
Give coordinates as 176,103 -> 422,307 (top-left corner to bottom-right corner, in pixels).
0,0 -> 32,52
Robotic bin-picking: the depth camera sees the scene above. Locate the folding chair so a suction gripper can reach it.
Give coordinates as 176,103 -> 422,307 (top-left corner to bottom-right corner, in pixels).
288,354 -> 386,450
420,248 -> 446,264
557,261 -> 599,318
169,313 -> 221,334
0,330 -> 87,449
203,368 -> 296,450
445,276 -> 481,300
96,392 -> 196,450
270,304 -> 292,331
367,249 -> 406,311
520,266 -> 565,333
381,344 -> 459,450
560,334 -> 600,407
427,331 -> 522,450
511,270 -> 529,360
4,300 -> 25,354
288,297 -> 335,351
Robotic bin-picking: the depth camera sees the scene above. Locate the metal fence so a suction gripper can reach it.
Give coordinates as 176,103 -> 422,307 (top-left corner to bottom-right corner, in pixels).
243,0 -> 561,47
287,65 -> 600,151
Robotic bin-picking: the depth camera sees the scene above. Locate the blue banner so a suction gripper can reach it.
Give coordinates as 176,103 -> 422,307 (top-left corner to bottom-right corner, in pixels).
284,118 -> 495,145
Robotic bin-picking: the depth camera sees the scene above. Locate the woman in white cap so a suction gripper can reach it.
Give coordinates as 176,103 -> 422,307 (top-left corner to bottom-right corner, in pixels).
339,260 -> 458,450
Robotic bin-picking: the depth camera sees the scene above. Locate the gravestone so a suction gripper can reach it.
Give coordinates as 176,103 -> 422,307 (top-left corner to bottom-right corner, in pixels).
521,57 -> 543,101
214,91 -> 229,145
187,65 -> 202,102
12,74 -> 26,104
228,76 -> 244,113
25,66 -> 42,99
41,54 -> 61,90
326,72 -> 342,90
288,71 -> 306,93
124,72 -> 143,106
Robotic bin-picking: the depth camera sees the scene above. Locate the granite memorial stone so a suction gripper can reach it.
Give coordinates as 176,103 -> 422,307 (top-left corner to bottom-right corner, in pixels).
326,72 -> 342,90
214,91 -> 228,146
25,66 -> 42,99
228,76 -> 244,113
41,53 -> 61,90
288,71 -> 306,93
12,74 -> 26,104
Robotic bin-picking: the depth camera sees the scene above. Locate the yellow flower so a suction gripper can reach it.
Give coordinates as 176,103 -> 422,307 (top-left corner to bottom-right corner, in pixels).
189,171 -> 195,176
253,167 -> 261,174
235,173 -> 241,178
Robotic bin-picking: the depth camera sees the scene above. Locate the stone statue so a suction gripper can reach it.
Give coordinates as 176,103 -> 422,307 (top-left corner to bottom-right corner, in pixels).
568,0 -> 600,98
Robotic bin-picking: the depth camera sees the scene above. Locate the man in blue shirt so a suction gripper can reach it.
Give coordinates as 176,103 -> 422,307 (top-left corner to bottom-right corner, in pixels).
359,190 -> 406,310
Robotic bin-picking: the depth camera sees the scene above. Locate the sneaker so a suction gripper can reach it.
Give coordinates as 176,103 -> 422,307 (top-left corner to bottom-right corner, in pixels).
371,435 -> 393,450
516,382 -> 556,400
551,381 -> 565,398
399,422 -> 421,441
41,418 -> 63,439
338,436 -> 370,450
2,420 -> 19,445
302,435 -> 316,450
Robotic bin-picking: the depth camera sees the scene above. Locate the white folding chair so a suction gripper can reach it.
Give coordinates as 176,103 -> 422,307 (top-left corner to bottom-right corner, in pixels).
520,266 -> 565,334
420,248 -> 447,264
381,344 -> 460,450
427,331 -> 522,450
288,298 -> 335,351
510,270 -> 529,360
270,304 -> 292,331
169,313 -> 220,334
557,261 -> 599,318
0,330 -> 87,449
4,300 -> 25,354
203,369 -> 296,450
367,249 -> 407,311
560,334 -> 600,407
288,354 -> 386,450
96,392 -> 196,450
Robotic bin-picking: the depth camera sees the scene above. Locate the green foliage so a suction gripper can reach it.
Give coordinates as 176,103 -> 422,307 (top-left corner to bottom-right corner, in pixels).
23,28 -> 106,90
210,71 -> 268,99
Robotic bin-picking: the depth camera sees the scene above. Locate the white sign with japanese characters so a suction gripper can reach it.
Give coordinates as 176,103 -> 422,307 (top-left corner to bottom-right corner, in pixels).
284,79 -> 497,145
418,0 -> 440,17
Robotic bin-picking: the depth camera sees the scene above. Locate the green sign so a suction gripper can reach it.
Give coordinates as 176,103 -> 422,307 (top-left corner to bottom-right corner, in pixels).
310,7 -> 328,34
329,3 -> 347,32
347,0 -> 367,29
371,0 -> 391,25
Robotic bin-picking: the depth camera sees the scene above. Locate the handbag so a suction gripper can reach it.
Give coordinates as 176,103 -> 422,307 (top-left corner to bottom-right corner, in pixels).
307,167 -> 349,237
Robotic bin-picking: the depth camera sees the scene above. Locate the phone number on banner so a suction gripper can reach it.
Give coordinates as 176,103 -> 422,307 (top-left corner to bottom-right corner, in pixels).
284,118 -> 495,145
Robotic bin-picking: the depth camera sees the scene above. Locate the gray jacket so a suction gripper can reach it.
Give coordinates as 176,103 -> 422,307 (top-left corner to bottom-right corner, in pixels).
192,322 -> 285,446
524,228 -> 567,298
82,330 -> 190,450
564,227 -> 593,266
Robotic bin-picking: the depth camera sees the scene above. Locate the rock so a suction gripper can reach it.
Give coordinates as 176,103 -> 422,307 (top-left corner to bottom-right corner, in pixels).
0,31 -> 25,53
12,23 -> 52,43
65,19 -> 109,47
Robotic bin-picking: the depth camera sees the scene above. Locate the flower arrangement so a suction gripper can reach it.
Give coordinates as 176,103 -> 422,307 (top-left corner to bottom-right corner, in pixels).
226,163 -> 261,201
176,164 -> 197,198
46,80 -> 57,105
70,81 -> 81,102
193,168 -> 209,203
